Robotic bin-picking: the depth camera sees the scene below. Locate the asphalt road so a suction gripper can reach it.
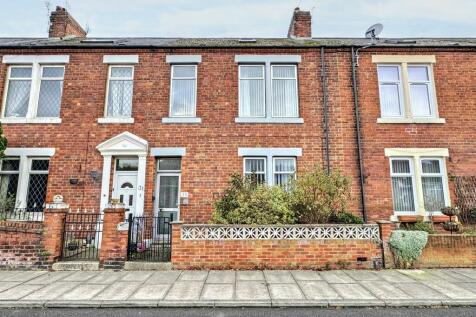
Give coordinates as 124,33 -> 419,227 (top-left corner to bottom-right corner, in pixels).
0,308 -> 475,317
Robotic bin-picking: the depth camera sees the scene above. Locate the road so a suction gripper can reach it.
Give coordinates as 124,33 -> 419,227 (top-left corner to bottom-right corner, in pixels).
0,308 -> 475,317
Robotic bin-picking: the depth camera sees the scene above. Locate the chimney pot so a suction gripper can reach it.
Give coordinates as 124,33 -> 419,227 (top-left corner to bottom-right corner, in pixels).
288,8 -> 312,39
49,6 -> 86,38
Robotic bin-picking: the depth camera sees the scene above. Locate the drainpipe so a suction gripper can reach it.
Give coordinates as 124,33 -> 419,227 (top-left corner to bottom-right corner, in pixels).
321,47 -> 330,174
351,46 -> 367,222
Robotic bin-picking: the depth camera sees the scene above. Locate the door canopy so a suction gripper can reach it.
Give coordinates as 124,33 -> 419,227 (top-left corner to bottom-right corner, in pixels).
96,131 -> 148,156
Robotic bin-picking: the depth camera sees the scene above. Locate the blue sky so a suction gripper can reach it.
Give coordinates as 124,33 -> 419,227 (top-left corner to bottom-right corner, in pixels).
1,0 -> 475,38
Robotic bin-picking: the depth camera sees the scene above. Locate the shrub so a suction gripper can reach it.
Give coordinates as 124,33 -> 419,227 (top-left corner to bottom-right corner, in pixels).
402,221 -> 435,234
289,165 -> 351,224
389,230 -> 428,269
329,211 -> 364,224
212,174 -> 295,225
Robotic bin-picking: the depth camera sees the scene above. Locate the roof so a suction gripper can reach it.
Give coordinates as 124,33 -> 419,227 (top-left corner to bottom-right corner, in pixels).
0,37 -> 475,49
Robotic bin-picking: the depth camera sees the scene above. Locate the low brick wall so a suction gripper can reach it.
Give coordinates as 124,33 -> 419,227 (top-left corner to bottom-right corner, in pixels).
415,235 -> 476,268
0,221 -> 49,269
172,223 -> 382,270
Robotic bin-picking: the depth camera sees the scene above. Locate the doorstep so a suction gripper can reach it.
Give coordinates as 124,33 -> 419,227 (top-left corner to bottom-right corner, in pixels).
51,261 -> 100,271
124,262 -> 173,271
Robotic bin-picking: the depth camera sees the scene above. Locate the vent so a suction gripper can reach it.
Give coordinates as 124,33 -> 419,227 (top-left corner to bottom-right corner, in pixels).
80,39 -> 115,44
238,38 -> 257,43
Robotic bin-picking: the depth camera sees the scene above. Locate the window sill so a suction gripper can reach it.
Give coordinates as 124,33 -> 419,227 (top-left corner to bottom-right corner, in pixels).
0,117 -> 62,124
161,117 -> 202,124
97,117 -> 134,124
377,118 -> 446,124
235,117 -> 304,124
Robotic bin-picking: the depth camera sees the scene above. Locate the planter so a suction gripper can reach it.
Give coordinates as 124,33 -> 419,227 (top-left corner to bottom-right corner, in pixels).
441,206 -> 461,217
443,221 -> 462,233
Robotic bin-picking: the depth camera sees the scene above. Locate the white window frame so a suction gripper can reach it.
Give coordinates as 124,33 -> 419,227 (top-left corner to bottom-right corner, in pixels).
155,157 -> 182,221
103,65 -> 135,119
419,157 -> 450,212
389,157 -> 418,214
169,64 -> 198,118
407,64 -> 436,118
238,64 -> 266,118
270,65 -> 299,118
26,158 -> 50,211
273,157 -> 297,187
2,64 -> 65,123
377,64 -> 405,119
243,157 -> 267,183
0,157 -> 20,204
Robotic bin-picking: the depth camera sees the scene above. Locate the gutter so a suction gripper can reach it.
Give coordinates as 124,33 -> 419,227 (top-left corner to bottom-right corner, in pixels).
320,47 -> 330,174
351,46 -> 367,222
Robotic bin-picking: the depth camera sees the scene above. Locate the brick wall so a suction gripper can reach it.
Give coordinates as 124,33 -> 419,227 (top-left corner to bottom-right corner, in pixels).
415,235 -> 476,268
172,223 -> 382,270
0,222 -> 48,269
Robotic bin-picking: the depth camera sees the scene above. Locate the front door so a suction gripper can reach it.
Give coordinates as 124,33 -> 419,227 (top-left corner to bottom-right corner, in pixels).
114,173 -> 137,219
155,173 -> 180,221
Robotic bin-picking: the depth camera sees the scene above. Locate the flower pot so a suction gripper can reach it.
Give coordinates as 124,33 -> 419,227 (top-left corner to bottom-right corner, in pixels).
441,206 -> 460,217
443,221 -> 461,232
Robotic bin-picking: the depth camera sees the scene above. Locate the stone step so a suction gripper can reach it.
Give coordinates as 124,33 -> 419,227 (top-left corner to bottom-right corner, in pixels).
124,261 -> 172,271
52,261 -> 100,271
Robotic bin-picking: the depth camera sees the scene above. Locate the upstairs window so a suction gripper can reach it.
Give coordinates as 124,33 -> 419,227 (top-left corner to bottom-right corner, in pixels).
106,66 -> 134,118
271,65 -> 298,117
239,65 -> 265,117
170,65 -> 197,117
3,65 -> 64,119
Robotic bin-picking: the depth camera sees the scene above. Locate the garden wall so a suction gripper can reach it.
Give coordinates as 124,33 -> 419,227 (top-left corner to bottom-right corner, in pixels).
172,223 -> 383,270
0,221 -> 49,269
415,235 -> 476,268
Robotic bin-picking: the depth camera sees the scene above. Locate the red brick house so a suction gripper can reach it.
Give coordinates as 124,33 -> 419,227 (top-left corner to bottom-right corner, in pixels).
0,6 -> 475,229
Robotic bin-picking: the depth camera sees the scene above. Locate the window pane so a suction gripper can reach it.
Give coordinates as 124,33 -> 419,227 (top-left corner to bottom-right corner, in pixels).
158,176 -> 179,209
10,67 -> 32,78
37,80 -> 63,117
275,173 -> 294,187
4,80 -> 31,117
158,158 -> 181,171
421,160 -> 441,174
379,84 -> 402,117
0,174 -> 19,203
172,65 -> 195,78
31,160 -> 49,171
272,78 -> 298,117
273,66 -> 296,78
27,174 -> 48,212
110,67 -> 133,78
240,78 -> 265,117
422,176 -> 445,211
408,66 -> 429,81
240,66 -> 263,78
1,159 -> 20,171
378,66 -> 399,82
171,79 -> 196,116
274,158 -> 295,172
391,160 -> 410,174
391,177 -> 415,212
42,67 -> 64,78
245,159 -> 265,173
107,80 -> 133,117
116,159 -> 138,171
410,84 -> 432,116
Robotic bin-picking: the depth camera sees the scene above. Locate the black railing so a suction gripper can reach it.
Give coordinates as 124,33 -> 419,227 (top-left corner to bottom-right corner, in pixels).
0,208 -> 44,222
127,214 -> 172,262
61,213 -> 103,261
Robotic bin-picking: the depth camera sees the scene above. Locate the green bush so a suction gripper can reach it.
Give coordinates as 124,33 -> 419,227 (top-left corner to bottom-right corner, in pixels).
212,174 -> 295,225
289,166 -> 351,224
329,211 -> 364,224
389,230 -> 428,269
402,221 -> 436,234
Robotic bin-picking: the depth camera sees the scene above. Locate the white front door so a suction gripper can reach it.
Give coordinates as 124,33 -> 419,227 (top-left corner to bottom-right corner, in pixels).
155,173 -> 180,221
114,173 -> 137,219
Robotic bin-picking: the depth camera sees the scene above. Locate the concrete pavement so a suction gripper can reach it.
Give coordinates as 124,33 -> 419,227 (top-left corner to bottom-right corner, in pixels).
0,269 -> 476,308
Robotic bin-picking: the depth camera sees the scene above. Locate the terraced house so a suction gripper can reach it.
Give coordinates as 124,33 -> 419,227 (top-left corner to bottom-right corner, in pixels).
0,6 -> 475,269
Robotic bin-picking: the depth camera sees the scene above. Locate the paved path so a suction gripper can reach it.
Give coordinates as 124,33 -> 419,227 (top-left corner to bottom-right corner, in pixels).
0,269 -> 476,308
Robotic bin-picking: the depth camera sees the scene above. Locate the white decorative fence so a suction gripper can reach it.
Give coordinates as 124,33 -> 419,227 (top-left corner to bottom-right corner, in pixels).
181,224 -> 380,241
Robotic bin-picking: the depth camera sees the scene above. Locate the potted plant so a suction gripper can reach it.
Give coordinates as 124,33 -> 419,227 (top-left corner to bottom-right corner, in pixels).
441,206 -> 460,217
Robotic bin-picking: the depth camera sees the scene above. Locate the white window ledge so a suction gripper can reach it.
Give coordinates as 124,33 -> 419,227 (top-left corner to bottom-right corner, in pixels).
150,147 -> 186,157
161,117 -> 202,124
377,117 -> 446,124
103,55 -> 139,64
97,117 -> 134,124
235,117 -> 304,124
0,117 -> 62,124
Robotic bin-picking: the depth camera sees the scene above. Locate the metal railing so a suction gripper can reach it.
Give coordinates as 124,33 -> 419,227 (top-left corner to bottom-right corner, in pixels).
127,214 -> 172,262
0,208 -> 44,222
61,213 -> 103,261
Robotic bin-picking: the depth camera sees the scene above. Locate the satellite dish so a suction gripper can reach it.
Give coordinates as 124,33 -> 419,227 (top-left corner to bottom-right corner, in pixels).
365,23 -> 383,39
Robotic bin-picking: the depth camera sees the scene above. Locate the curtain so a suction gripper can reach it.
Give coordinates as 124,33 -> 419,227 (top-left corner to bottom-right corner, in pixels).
391,177 -> 415,212
5,80 -> 31,117
422,177 -> 445,211
240,66 -> 264,117
171,79 -> 196,116
410,84 -> 432,116
107,80 -> 133,117
245,159 -> 265,184
272,66 -> 298,117
159,176 -> 179,209
377,66 -> 402,117
274,158 -> 295,187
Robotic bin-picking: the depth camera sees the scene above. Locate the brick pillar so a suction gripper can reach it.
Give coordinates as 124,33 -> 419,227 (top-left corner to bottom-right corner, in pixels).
377,220 -> 398,268
43,203 -> 69,266
170,221 -> 182,268
99,205 -> 128,269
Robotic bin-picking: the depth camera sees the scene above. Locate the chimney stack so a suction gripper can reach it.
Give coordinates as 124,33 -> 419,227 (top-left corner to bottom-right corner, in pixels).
49,6 -> 86,38
287,7 -> 312,39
